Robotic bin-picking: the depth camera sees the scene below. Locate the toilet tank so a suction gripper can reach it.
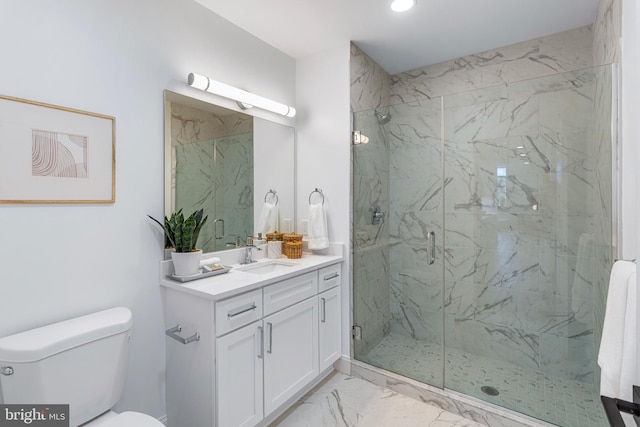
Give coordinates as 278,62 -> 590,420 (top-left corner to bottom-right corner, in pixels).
0,307 -> 133,426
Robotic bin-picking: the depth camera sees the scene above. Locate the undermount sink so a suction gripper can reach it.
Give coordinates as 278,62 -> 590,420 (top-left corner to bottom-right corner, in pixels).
235,260 -> 296,275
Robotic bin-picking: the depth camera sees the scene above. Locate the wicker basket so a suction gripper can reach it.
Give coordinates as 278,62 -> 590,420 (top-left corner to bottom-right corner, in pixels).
283,233 -> 303,243
266,231 -> 284,242
285,241 -> 303,259
283,233 -> 303,258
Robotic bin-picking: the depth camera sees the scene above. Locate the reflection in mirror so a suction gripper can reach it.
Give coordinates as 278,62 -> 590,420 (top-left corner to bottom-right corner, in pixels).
164,91 -> 295,254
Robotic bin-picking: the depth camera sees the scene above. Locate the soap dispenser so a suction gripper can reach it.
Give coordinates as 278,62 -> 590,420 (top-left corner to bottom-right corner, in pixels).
253,232 -> 267,259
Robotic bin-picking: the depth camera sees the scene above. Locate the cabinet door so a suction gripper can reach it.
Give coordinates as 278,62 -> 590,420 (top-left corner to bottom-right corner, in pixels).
216,321 -> 264,427
319,286 -> 341,372
263,297 -> 318,415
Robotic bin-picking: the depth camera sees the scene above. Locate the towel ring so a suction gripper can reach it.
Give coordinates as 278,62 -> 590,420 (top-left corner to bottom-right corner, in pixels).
264,189 -> 278,204
309,188 -> 324,205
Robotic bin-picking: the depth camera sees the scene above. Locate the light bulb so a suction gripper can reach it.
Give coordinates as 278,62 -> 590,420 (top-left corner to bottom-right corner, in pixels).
391,0 -> 416,12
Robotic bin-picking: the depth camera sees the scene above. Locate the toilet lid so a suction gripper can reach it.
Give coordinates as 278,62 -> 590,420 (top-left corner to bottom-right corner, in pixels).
98,411 -> 164,427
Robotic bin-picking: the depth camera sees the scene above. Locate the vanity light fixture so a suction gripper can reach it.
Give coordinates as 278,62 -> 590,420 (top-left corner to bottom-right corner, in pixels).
390,0 -> 416,12
187,72 -> 296,118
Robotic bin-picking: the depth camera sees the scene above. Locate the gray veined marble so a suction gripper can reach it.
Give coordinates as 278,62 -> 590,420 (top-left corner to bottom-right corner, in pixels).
274,373 -> 488,427
390,26 -> 593,106
593,0 -> 621,66
350,44 -> 390,113
350,13 -> 615,427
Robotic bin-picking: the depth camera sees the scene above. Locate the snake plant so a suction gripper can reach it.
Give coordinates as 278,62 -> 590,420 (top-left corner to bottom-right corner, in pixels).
158,209 -> 208,252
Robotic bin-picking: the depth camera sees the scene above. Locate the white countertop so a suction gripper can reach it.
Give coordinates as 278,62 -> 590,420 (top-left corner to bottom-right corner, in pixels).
160,245 -> 344,301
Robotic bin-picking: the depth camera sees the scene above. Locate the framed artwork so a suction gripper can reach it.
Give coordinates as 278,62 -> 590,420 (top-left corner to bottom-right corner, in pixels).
0,94 -> 115,203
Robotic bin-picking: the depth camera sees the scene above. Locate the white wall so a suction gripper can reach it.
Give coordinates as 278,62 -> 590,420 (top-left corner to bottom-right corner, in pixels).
0,0 -> 294,418
295,44 -> 352,356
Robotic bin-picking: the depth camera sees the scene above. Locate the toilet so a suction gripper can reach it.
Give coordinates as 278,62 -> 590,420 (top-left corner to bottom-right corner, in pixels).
0,307 -> 163,427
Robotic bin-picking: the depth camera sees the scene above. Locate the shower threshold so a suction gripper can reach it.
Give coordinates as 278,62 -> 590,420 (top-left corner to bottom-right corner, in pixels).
353,333 -> 605,427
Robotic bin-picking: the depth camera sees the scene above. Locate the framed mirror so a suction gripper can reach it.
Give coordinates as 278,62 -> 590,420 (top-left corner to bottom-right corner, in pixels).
164,90 -> 295,254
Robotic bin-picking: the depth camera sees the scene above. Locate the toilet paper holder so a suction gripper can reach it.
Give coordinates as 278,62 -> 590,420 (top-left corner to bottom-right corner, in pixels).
165,325 -> 200,345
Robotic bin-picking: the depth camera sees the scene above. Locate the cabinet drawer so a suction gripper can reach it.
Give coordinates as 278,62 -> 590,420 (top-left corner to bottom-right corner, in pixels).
215,289 -> 263,336
263,272 -> 317,315
318,263 -> 342,292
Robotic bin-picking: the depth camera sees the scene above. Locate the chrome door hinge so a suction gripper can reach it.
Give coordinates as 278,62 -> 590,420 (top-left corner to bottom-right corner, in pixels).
352,325 -> 362,341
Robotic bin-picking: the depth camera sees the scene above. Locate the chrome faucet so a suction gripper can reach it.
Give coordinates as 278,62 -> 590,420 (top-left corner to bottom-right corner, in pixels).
242,236 -> 261,265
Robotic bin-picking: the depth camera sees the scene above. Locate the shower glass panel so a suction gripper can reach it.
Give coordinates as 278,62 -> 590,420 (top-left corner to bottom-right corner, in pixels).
352,64 -> 613,427
442,65 -> 612,427
352,97 -> 445,389
175,132 -> 254,252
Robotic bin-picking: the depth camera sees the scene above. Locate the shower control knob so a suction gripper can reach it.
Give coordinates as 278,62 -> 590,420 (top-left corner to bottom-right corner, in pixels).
1,366 -> 13,376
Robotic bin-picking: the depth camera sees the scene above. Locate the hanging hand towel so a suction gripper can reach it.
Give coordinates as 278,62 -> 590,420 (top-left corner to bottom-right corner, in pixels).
598,260 -> 638,402
257,202 -> 279,234
308,202 -> 329,250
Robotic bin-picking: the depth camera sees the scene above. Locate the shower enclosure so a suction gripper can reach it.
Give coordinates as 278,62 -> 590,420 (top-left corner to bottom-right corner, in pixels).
174,131 -> 254,252
352,65 -> 614,427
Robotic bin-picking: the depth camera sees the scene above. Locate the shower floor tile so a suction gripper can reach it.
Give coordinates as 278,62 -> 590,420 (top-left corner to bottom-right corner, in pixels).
358,333 -> 606,427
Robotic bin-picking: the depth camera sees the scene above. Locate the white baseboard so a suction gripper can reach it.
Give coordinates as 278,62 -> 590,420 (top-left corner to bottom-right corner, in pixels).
333,355 -> 351,376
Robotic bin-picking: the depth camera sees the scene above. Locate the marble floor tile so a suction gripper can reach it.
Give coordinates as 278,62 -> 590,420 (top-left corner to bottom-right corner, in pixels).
272,373 -> 487,427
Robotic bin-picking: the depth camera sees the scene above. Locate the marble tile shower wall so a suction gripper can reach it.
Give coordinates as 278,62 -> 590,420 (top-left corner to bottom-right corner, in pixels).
213,133 -> 254,251
175,132 -> 253,252
351,44 -> 392,355
591,0 -> 619,392
593,0 -> 621,66
389,26 -> 593,107
441,69 -> 607,383
592,66 -> 614,392
171,102 -> 253,253
351,22 -> 614,386
379,26 -> 610,384
387,97 -> 444,343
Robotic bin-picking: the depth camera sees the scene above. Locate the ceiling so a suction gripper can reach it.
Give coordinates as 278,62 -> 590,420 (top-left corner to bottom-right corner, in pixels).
193,0 -> 601,75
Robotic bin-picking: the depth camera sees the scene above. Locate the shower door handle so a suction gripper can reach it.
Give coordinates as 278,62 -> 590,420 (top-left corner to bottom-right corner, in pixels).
214,218 -> 224,240
426,231 -> 435,265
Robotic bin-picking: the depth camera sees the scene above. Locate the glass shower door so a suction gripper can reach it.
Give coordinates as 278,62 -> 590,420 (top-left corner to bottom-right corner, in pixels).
441,66 -> 613,427
352,98 -> 445,388
175,132 -> 254,253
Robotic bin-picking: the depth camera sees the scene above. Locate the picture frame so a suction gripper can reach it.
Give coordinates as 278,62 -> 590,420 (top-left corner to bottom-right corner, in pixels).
0,94 -> 115,203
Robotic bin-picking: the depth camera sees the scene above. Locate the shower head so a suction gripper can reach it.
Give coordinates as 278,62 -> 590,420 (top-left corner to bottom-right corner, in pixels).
375,110 -> 391,125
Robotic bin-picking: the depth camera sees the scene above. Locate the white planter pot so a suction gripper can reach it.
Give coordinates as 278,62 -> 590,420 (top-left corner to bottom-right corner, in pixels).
171,250 -> 202,276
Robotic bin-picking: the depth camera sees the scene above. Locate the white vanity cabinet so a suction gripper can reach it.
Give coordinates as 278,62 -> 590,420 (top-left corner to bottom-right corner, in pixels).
318,264 -> 342,372
262,272 -> 319,414
215,290 -> 265,426
162,258 -> 342,427
216,320 -> 264,427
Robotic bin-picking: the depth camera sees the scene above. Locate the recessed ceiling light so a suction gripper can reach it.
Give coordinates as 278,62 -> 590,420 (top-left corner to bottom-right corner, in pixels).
390,0 -> 416,12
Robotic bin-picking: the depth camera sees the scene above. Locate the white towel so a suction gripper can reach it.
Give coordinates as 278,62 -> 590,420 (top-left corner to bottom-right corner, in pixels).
598,260 -> 638,403
200,256 -> 221,266
257,202 -> 278,234
308,202 -> 329,250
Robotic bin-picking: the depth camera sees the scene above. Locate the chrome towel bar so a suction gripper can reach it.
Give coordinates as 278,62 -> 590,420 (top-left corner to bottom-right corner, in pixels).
309,188 -> 324,205
265,189 -> 278,204
165,325 -> 200,345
